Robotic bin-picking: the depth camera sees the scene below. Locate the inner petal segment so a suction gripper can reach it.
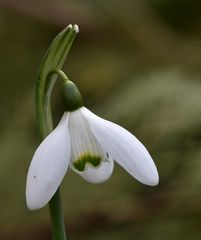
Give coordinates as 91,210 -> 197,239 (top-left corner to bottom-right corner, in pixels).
69,109 -> 104,172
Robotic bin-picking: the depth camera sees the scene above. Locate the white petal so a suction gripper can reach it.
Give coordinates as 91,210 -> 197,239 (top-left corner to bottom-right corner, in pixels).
77,157 -> 114,184
68,108 -> 114,182
26,113 -> 70,210
82,107 -> 159,186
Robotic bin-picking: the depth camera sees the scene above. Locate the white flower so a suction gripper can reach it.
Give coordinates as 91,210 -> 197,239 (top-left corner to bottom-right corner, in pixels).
26,107 -> 159,210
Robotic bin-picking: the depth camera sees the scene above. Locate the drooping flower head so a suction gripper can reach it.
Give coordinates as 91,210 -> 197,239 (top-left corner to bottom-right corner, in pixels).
26,79 -> 159,210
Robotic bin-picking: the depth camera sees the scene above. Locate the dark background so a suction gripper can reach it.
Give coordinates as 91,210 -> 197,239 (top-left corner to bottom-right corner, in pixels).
0,0 -> 201,239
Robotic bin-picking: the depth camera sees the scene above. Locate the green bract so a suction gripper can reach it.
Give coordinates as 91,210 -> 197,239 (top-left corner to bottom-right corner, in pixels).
36,24 -> 79,139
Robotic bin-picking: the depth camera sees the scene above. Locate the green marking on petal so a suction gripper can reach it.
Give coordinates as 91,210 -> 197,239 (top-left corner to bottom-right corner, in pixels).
73,154 -> 101,172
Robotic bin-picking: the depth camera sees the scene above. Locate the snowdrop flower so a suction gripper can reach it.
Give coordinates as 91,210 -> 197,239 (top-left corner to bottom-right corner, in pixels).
26,80 -> 159,210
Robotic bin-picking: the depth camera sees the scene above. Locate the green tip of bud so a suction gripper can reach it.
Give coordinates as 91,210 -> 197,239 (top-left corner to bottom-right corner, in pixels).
61,80 -> 83,111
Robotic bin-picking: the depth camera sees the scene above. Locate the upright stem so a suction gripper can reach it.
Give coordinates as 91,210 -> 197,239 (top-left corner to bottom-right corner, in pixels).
36,70 -> 69,240
37,70 -> 68,239
35,24 -> 78,240
49,189 -> 67,240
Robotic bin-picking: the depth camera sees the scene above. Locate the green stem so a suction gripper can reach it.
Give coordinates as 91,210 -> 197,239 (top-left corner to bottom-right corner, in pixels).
49,189 -> 67,240
35,24 -> 78,240
37,70 -> 68,239
42,71 -> 68,239
54,69 -> 69,83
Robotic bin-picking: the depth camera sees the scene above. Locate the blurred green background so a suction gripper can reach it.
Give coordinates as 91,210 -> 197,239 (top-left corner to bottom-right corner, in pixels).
1,0 -> 201,239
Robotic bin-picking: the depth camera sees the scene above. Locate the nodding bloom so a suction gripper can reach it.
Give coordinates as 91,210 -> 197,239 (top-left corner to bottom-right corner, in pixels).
26,80 -> 159,210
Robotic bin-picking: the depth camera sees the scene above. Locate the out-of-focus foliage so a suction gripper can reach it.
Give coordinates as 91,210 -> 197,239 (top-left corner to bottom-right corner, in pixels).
0,0 -> 201,239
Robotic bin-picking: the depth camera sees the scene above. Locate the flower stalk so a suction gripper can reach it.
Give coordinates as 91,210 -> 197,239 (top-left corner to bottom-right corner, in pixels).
35,24 -> 79,240
49,190 -> 66,240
